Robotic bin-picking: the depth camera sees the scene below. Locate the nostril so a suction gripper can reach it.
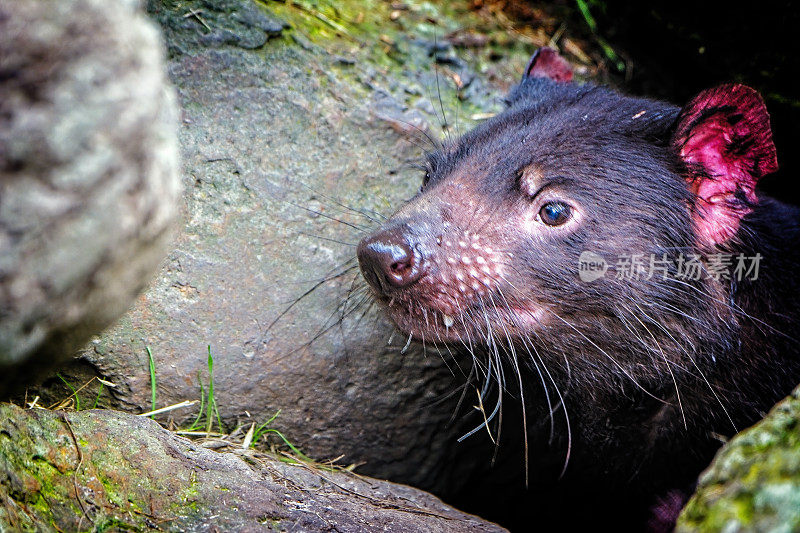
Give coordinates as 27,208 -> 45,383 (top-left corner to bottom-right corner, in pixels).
387,258 -> 413,285
357,227 -> 425,293
390,260 -> 409,275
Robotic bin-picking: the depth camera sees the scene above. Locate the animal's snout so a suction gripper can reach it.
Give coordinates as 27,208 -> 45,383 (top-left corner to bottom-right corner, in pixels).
357,226 -> 424,293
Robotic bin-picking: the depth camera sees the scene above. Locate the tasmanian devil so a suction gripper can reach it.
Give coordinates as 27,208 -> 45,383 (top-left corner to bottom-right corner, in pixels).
356,47 -> 800,531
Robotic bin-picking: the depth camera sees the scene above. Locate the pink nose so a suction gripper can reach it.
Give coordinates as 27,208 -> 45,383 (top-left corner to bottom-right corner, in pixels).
357,227 -> 424,293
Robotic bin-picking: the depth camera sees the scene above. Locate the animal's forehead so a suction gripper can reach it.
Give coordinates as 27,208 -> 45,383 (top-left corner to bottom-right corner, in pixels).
423,83 -> 683,200
434,110 -> 610,174
437,89 -> 677,170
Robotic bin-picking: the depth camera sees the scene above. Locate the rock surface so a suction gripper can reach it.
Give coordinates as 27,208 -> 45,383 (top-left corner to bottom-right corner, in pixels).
0,404 -> 506,532
676,385 -> 800,532
0,0 -> 181,389
44,0 -> 579,497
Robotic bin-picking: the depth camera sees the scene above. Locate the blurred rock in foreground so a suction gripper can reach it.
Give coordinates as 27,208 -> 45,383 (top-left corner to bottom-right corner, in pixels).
0,0 -> 181,391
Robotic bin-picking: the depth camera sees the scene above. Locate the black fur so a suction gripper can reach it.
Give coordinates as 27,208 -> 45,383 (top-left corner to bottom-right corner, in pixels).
358,75 -> 800,531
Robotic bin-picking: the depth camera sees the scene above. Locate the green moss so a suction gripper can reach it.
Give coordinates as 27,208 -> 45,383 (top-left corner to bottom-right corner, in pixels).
677,387 -> 800,532
259,515 -> 285,530
170,469 -> 203,519
258,0 -> 531,137
0,405 -> 175,531
93,516 -> 141,532
0,416 -> 79,527
95,471 -> 144,514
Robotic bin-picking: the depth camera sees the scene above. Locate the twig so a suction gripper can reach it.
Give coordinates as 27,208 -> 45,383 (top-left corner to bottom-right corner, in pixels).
173,431 -> 226,437
183,9 -> 212,33
242,422 -> 256,449
61,413 -> 93,527
138,400 -> 198,418
48,377 -> 103,410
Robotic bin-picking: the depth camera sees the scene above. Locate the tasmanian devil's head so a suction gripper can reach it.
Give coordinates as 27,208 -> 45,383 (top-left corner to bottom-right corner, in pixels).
357,48 -> 777,379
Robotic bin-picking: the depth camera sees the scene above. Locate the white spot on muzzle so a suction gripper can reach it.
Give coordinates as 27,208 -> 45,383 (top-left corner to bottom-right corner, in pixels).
443,314 -> 454,328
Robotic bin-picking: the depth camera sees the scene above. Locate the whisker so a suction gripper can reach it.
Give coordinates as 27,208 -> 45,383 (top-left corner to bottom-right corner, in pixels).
549,312 -> 667,404
621,302 -> 688,430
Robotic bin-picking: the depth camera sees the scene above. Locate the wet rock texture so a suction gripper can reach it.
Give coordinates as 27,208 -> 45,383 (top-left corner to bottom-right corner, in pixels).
0,404 -> 506,532
0,0 -> 181,388
677,384 -> 800,532
53,0 -> 540,496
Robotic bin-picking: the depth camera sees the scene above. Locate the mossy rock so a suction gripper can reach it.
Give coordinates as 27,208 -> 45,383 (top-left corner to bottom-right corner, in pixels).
677,385 -> 800,531
0,403 -> 506,532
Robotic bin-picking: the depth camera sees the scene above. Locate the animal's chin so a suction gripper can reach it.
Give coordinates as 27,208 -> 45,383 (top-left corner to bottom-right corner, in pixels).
383,298 -> 544,343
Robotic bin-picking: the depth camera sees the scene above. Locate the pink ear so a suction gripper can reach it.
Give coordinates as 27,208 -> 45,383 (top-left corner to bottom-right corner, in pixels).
673,84 -> 778,247
523,47 -> 573,83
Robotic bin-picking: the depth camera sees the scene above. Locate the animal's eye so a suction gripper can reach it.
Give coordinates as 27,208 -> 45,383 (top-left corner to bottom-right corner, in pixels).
539,201 -> 572,226
420,170 -> 431,192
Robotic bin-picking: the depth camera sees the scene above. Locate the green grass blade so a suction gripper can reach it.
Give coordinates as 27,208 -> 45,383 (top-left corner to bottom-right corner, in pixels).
146,346 -> 157,418
91,383 -> 104,410
251,410 -> 282,447
205,345 -> 217,434
188,378 -> 206,431
261,428 -> 311,461
57,374 -> 80,411
575,0 -> 598,33
574,0 -> 624,71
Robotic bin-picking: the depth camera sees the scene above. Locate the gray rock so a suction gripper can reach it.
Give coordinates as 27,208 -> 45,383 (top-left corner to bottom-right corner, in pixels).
147,0 -> 285,52
78,39 -> 482,494
0,404 -> 507,532
34,0 -> 512,499
0,0 -> 181,389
